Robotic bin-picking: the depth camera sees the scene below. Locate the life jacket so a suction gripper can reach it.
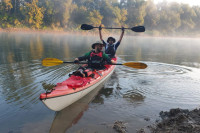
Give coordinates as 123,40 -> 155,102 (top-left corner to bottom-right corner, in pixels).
90,51 -> 103,58
89,51 -> 104,69
105,44 -> 115,58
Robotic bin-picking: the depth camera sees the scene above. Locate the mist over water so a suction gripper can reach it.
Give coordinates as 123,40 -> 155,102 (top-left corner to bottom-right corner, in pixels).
0,32 -> 200,132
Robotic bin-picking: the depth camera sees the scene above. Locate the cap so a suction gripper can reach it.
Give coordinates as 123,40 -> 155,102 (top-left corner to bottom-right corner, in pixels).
107,37 -> 116,43
91,41 -> 105,49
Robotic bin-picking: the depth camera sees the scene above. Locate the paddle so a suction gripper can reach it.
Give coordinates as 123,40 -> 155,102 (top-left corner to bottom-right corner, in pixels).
81,24 -> 145,32
42,58 -> 147,69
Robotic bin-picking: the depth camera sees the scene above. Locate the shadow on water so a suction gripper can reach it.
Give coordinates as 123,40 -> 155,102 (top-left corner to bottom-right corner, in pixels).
49,83 -> 107,133
92,87 -> 113,104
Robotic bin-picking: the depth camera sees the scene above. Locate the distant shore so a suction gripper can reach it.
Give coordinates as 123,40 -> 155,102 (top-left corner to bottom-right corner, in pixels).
1,27 -> 200,39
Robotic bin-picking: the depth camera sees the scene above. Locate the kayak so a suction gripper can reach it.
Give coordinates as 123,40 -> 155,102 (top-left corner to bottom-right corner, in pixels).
40,58 -> 117,111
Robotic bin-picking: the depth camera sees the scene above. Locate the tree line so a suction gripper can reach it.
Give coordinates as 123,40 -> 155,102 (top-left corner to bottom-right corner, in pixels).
0,0 -> 200,35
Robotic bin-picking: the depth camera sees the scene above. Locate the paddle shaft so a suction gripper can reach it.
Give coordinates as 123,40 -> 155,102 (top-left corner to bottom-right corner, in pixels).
64,61 -> 86,64
92,27 -> 131,30
42,58 -> 147,69
64,62 -> 126,65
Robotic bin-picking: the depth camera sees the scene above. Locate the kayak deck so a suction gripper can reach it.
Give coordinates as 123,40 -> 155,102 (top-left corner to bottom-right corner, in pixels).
40,63 -> 115,100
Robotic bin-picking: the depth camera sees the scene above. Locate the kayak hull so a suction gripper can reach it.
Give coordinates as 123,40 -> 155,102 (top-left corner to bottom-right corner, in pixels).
40,59 -> 116,111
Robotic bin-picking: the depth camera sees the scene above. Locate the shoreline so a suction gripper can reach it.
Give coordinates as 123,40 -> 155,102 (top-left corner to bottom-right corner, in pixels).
1,27 -> 200,39
146,108 -> 200,133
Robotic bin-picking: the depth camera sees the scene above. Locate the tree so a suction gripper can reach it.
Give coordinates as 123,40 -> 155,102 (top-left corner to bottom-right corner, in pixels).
193,6 -> 200,32
25,0 -> 44,29
11,0 -> 20,14
126,0 -> 147,27
1,0 -> 13,13
62,0 -> 73,28
48,0 -> 73,28
112,6 -> 127,26
88,10 -> 103,26
156,1 -> 181,34
39,0 -> 54,26
70,5 -> 89,26
179,4 -> 196,32
100,0 -> 117,26
144,0 -> 159,30
0,0 -> 13,27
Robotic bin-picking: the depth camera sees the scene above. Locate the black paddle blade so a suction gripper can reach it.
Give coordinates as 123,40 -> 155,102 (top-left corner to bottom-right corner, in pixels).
131,26 -> 145,32
81,24 -> 94,30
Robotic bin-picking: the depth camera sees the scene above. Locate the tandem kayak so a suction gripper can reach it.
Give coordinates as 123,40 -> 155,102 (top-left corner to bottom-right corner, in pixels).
40,58 -> 117,111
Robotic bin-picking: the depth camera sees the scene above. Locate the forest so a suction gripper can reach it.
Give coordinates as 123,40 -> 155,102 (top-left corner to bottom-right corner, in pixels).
0,0 -> 200,36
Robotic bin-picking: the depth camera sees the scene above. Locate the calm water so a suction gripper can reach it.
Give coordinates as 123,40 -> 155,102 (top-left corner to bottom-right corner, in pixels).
0,32 -> 200,133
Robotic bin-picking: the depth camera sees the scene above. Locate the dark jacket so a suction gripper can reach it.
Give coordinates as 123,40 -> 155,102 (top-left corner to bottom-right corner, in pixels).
78,51 -> 111,70
103,41 -> 120,58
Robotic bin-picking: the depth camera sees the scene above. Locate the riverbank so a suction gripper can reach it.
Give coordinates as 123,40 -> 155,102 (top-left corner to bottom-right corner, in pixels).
1,27 -> 200,39
136,108 -> 200,133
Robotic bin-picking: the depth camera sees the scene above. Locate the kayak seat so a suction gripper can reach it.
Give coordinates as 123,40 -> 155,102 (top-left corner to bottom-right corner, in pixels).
69,68 -> 94,78
69,71 -> 85,77
83,69 -> 94,77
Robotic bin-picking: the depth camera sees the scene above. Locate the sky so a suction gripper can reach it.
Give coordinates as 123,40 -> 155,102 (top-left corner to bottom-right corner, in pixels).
153,0 -> 200,6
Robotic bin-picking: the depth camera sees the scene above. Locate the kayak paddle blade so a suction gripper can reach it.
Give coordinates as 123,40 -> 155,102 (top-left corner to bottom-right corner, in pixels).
131,26 -> 145,32
123,62 -> 147,69
81,24 -> 94,30
42,58 -> 64,67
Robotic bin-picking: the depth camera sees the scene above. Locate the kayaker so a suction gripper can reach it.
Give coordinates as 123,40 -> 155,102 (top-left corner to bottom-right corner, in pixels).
73,41 -> 116,77
99,24 -> 125,58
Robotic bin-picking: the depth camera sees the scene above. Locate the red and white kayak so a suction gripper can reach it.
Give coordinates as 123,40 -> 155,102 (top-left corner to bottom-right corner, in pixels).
40,58 -> 117,111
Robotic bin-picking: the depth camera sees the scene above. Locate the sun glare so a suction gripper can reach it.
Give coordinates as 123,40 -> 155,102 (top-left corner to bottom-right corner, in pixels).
153,0 -> 200,6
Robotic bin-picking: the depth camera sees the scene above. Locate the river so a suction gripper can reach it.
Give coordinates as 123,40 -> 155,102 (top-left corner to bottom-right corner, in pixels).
0,32 -> 200,132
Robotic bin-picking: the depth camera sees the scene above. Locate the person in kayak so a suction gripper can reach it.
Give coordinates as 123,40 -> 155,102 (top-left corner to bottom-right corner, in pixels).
99,24 -> 125,58
73,41 -> 116,77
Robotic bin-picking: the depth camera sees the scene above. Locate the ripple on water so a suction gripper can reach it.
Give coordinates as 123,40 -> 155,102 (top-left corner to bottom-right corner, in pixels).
112,61 -> 200,108
123,90 -> 145,102
0,60 -> 77,109
0,60 -> 78,122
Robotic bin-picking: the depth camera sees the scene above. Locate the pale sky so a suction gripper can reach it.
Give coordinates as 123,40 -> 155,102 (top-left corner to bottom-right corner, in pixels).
153,0 -> 200,6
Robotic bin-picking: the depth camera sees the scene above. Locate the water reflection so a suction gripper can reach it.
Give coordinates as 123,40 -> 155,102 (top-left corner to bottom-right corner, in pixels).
118,36 -> 200,68
92,88 -> 113,104
0,33 -> 43,64
49,84 -> 105,133
0,33 -> 91,65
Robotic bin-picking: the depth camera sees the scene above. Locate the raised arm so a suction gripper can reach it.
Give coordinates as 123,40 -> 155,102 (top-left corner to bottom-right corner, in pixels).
99,24 -> 103,41
118,26 -> 125,42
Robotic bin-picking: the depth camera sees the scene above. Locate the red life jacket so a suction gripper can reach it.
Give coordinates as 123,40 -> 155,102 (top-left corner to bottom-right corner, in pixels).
90,51 -> 103,57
